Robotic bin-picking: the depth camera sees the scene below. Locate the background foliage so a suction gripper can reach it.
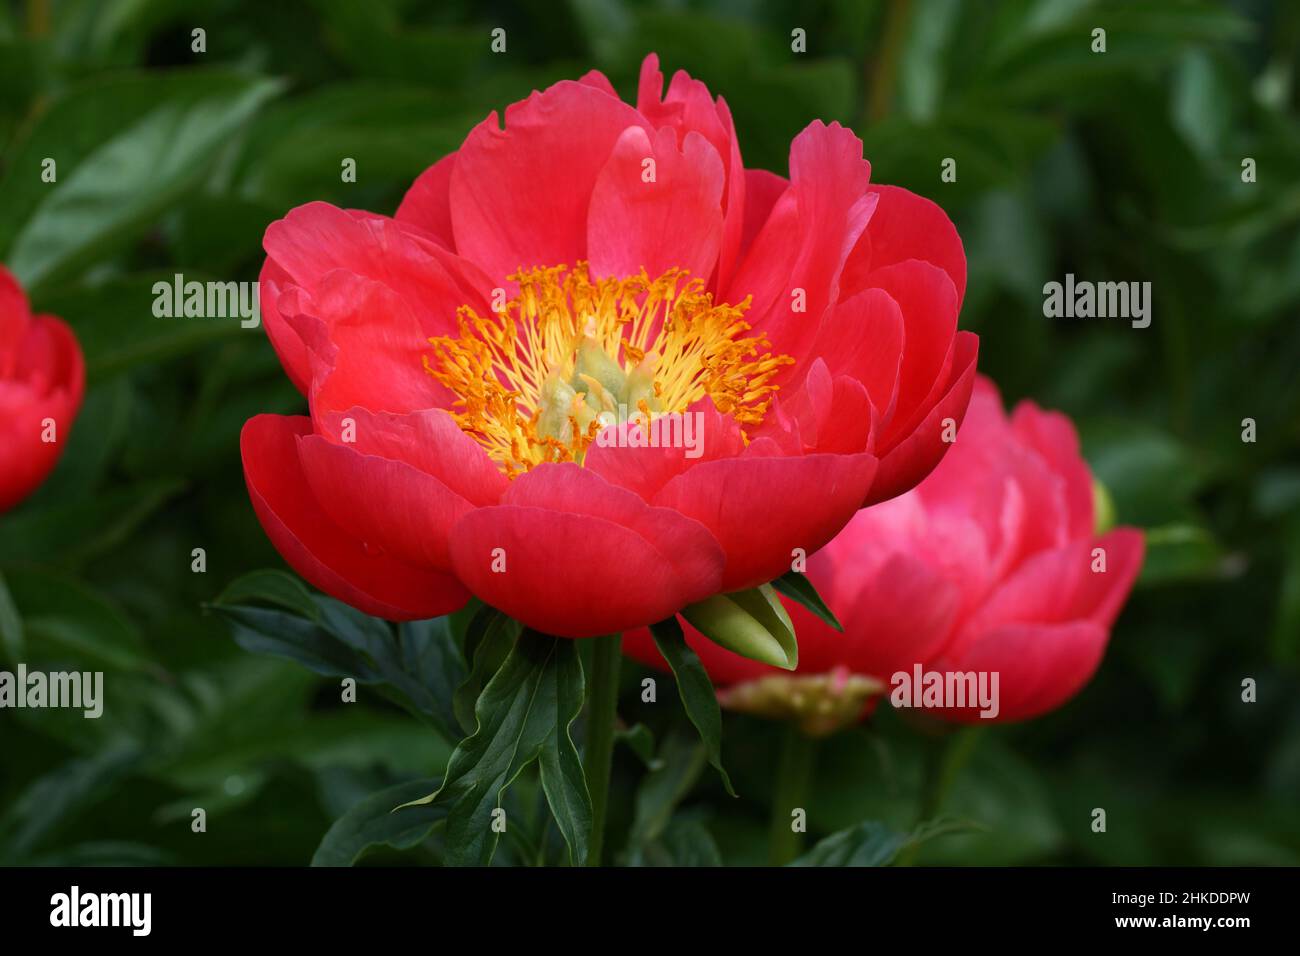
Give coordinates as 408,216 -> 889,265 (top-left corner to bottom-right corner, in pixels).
1,0 -> 1297,866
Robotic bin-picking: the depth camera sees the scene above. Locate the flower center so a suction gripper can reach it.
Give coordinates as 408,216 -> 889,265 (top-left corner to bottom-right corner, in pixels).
425,263 -> 793,477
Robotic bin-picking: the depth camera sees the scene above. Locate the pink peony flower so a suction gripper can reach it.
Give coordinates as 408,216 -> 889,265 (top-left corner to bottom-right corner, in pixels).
241,54 -> 977,636
625,376 -> 1145,727
0,265 -> 84,513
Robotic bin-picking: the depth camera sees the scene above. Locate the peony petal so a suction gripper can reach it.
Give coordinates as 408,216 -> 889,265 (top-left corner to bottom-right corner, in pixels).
587,125 -> 724,282
449,80 -> 650,284
726,122 -> 875,374
651,450 -> 878,591
864,260 -> 959,450
930,620 -> 1108,723
583,401 -> 746,501
395,152 -> 458,250
738,168 -> 788,266
0,265 -> 31,370
799,286 -> 905,423
448,504 -> 720,638
636,55 -> 746,290
283,271 -> 451,415
240,415 -> 468,620
1011,400 -> 1095,540
296,433 -> 477,571
841,184 -> 967,307
868,330 -> 978,504
503,462 -> 725,600
1068,527 -> 1145,629
0,316 -> 83,512
263,202 -> 494,394
312,405 -> 508,507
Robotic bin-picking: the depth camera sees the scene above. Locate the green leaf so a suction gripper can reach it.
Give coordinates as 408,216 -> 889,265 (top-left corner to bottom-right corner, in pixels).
0,479 -> 184,564
311,778 -> 447,867
631,816 -> 723,867
0,571 -> 24,660
383,618 -> 466,739
625,731 -> 707,853
771,570 -> 843,631
0,745 -> 140,864
681,584 -> 798,669
0,70 -> 282,291
36,273 -> 249,381
211,572 -> 466,735
1137,523 -> 1227,587
216,568 -> 321,621
615,722 -> 657,768
452,605 -> 519,734
213,603 -> 381,681
0,566 -> 156,674
649,616 -> 736,796
403,630 -> 590,866
788,820 -> 910,867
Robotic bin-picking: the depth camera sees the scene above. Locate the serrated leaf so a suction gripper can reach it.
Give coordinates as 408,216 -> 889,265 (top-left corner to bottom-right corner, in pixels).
404,630 -> 590,866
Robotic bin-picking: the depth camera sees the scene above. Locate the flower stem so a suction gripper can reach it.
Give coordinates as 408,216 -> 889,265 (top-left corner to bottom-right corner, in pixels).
768,723 -> 818,866
583,632 -> 622,866
898,725 -> 982,866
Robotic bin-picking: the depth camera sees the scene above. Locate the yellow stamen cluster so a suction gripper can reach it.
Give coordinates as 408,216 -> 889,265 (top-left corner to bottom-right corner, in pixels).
425,263 -> 793,477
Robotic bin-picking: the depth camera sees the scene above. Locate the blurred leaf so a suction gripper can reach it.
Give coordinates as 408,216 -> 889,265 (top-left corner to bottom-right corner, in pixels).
789,820 -> 909,867
791,816 -> 974,867
28,841 -> 178,866
0,745 -> 141,863
1083,421 -> 1211,526
616,722 -> 657,768
311,777 -> 446,867
0,69 -> 282,290
0,571 -> 24,660
230,82 -> 473,210
632,815 -> 722,867
1137,523 -> 1230,588
0,479 -> 183,565
0,565 -> 155,673
37,273 -> 249,381
625,730 -> 706,856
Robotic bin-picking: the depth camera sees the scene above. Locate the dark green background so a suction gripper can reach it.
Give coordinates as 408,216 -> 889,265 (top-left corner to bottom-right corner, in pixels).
1,0 -> 1297,865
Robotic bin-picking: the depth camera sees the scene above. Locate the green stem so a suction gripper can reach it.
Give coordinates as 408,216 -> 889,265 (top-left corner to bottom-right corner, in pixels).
866,0 -> 911,124
768,723 -> 818,866
583,633 -> 622,866
898,726 -> 982,866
